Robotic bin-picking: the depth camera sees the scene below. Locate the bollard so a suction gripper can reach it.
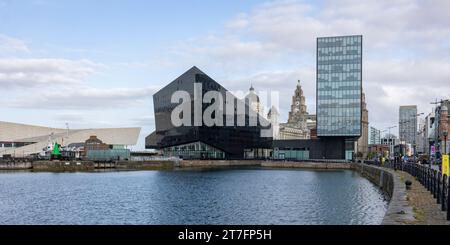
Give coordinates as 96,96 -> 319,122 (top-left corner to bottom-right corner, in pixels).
437,173 -> 441,205
444,175 -> 448,212
405,180 -> 412,190
432,170 -> 436,198
418,165 -> 421,182
427,168 -> 431,191
447,175 -> 450,220
428,168 -> 432,192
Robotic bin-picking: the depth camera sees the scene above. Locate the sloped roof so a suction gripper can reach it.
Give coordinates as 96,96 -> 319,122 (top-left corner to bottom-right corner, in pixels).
0,121 -> 141,157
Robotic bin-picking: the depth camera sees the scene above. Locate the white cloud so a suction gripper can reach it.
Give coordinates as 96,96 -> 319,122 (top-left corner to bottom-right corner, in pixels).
8,86 -> 158,110
0,58 -> 104,88
0,34 -> 30,54
170,0 -> 450,134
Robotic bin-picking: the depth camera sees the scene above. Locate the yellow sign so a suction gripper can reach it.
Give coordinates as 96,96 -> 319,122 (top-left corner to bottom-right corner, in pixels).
443,155 -> 449,177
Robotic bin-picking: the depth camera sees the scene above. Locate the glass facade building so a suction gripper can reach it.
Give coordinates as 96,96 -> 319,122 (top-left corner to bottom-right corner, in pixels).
369,126 -> 381,145
145,66 -> 272,159
317,35 -> 362,137
399,105 -> 417,145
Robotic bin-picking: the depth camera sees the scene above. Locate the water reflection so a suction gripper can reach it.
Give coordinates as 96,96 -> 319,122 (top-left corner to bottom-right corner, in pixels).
0,168 -> 387,225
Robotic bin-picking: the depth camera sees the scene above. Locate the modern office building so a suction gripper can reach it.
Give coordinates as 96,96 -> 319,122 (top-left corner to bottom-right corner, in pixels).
317,35 -> 363,159
399,105 -> 418,145
145,66 -> 272,159
369,126 -> 382,145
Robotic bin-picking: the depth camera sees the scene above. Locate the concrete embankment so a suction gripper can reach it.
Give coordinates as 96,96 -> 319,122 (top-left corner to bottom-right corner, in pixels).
178,159 -> 261,168
0,161 -> 32,170
261,161 -> 416,225
352,163 -> 415,225
32,161 -> 95,171
0,160 -> 177,172
261,161 -> 351,169
116,160 -> 174,170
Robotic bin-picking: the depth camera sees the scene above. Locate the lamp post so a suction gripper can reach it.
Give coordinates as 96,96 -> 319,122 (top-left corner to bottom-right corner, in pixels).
444,131 -> 448,155
413,113 -> 424,164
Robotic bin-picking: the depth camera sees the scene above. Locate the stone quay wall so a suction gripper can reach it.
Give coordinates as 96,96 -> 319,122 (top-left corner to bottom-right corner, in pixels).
179,159 -> 262,168
0,161 -> 32,170
261,161 -> 352,169
32,161 -> 95,172
352,163 -> 415,225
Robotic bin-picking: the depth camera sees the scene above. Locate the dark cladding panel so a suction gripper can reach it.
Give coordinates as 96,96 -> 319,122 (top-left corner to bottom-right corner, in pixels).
147,66 -> 272,159
273,138 -> 346,160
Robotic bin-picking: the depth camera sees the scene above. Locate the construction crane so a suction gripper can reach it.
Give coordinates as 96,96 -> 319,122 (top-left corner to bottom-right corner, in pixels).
431,99 -> 449,106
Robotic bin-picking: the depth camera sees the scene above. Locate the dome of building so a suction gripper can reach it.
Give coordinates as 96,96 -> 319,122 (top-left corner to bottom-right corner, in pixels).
245,84 -> 260,103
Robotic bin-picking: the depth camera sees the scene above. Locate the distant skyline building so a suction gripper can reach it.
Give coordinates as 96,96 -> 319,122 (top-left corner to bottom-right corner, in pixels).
399,105 -> 418,145
381,134 -> 400,157
369,126 -> 381,145
316,35 -> 363,160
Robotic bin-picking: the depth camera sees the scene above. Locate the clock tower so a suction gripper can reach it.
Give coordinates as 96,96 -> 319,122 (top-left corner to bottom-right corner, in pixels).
287,80 -> 308,125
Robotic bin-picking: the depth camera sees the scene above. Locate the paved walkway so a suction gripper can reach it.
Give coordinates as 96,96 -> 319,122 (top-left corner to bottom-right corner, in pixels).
396,171 -> 450,225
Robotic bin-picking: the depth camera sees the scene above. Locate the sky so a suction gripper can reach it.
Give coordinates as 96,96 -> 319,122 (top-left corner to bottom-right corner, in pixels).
1,0 -> 450,150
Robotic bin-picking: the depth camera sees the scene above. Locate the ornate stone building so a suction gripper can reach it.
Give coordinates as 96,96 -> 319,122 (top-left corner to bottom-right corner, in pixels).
279,81 -> 311,140
267,106 -> 280,140
245,85 -> 264,116
357,91 -> 369,158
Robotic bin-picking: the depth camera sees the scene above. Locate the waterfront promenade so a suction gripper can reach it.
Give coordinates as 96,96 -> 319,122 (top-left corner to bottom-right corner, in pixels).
396,171 -> 450,225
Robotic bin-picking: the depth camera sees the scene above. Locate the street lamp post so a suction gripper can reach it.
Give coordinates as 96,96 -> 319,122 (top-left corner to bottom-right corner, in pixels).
413,113 -> 424,164
444,131 -> 448,155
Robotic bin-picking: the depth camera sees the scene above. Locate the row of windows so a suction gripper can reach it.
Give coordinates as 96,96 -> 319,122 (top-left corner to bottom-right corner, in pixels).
318,123 -> 361,128
319,44 -> 362,51
163,141 -> 226,159
318,124 -> 361,130
318,80 -> 360,87
318,113 -> 361,118
318,54 -> 361,61
318,107 -> 361,114
318,125 -> 361,131
318,79 -> 360,85
318,63 -> 361,71
318,95 -> 361,100
318,47 -> 361,56
318,60 -> 361,66
318,88 -> 360,95
318,36 -> 362,46
318,74 -> 361,80
318,86 -> 361,92
317,100 -> 361,106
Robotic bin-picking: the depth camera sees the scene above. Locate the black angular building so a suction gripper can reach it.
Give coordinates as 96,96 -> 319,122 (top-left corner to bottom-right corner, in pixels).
146,66 -> 272,159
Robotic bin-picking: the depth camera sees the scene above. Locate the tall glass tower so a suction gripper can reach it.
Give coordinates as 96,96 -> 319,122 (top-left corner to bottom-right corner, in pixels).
317,35 -> 362,137
399,105 -> 417,145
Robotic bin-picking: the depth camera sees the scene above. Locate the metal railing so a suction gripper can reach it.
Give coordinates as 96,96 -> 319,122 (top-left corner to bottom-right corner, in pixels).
365,160 -> 449,221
